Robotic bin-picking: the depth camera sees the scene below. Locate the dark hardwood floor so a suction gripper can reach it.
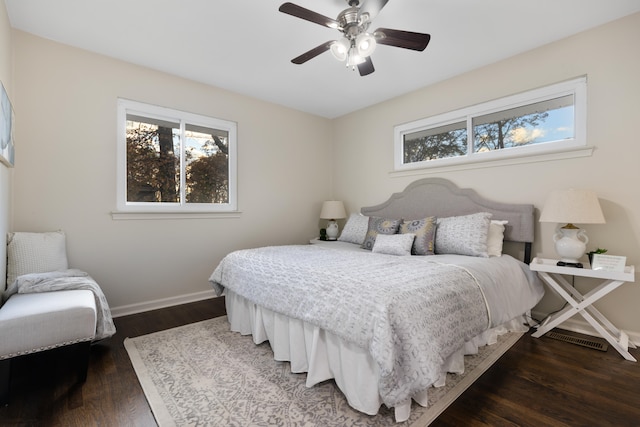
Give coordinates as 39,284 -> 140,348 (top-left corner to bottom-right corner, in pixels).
1,297 -> 638,426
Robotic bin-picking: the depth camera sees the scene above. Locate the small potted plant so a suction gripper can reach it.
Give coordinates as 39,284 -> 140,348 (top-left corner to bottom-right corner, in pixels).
587,248 -> 607,265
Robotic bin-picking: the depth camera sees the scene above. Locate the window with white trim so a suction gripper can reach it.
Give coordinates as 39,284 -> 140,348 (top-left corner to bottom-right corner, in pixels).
116,99 -> 237,213
394,77 -> 587,171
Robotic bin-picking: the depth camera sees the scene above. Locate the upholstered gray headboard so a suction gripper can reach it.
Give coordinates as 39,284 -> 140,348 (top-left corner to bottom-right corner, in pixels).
360,178 -> 535,262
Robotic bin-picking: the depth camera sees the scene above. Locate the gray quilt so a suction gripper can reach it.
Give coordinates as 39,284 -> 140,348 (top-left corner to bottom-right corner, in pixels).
209,245 -> 490,407
4,269 -> 116,341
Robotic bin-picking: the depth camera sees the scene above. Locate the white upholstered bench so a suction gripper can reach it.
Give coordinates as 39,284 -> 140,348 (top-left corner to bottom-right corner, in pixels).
0,231 -> 103,405
0,290 -> 97,404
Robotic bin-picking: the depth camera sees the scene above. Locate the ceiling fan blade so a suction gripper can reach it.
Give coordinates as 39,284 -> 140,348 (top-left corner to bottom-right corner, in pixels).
291,41 -> 334,64
279,2 -> 340,29
373,28 -> 431,51
358,56 -> 375,76
358,0 -> 389,22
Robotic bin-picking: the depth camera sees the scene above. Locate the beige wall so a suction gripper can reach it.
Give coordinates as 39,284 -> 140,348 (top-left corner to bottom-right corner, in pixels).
11,31 -> 333,312
0,3 -> 12,292
8,10 -> 640,334
333,13 -> 640,333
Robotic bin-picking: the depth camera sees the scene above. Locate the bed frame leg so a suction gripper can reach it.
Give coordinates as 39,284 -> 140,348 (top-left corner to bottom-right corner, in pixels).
524,242 -> 532,264
76,341 -> 91,383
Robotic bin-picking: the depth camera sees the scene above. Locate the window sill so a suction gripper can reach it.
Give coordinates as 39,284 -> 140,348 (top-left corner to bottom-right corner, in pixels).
390,145 -> 594,177
111,211 -> 242,220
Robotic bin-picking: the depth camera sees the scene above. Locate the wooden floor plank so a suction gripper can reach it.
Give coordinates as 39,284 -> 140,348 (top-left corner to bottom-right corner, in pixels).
0,297 -> 638,426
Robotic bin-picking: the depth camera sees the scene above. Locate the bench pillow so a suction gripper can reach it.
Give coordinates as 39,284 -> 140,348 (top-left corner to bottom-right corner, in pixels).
6,230 -> 68,286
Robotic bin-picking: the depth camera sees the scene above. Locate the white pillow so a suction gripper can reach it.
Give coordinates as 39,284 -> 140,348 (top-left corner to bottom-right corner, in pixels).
6,230 -> 68,285
338,213 -> 369,245
435,212 -> 493,257
487,220 -> 508,257
372,233 -> 415,256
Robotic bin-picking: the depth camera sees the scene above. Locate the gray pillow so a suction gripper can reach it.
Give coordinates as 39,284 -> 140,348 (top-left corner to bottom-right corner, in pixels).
361,217 -> 402,250
435,212 -> 493,257
400,216 -> 437,255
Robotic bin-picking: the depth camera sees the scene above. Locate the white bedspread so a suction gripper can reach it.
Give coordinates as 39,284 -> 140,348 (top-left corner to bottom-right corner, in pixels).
209,244 -> 543,408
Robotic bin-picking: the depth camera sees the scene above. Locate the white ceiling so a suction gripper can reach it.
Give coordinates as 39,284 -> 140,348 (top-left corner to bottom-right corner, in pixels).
5,0 -> 640,118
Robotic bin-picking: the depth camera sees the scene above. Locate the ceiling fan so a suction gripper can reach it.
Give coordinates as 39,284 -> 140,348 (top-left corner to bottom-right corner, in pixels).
278,0 -> 431,76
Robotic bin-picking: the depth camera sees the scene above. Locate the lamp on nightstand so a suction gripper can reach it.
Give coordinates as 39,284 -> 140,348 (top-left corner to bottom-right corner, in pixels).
539,189 -> 605,264
320,201 -> 346,241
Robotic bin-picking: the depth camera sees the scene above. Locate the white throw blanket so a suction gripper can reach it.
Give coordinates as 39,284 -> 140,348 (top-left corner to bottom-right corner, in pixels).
210,245 -> 490,407
4,269 -> 116,341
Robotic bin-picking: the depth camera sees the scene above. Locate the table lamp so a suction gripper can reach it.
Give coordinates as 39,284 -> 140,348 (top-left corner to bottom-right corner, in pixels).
320,201 -> 346,241
539,189 -> 605,265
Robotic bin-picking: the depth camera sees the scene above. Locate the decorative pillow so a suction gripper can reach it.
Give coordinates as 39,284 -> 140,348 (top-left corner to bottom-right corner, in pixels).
400,216 -> 437,255
487,220 -> 508,257
435,212 -> 493,257
6,230 -> 68,285
338,213 -> 369,245
372,233 -> 416,256
361,217 -> 402,250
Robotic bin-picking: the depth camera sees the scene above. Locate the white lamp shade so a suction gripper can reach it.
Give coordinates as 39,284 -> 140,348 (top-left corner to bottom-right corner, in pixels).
320,201 -> 346,220
539,189 -> 605,225
540,189 -> 604,263
356,33 -> 376,57
330,38 -> 350,62
346,46 -> 365,67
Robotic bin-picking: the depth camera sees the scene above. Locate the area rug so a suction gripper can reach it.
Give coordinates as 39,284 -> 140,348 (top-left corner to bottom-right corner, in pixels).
124,316 -> 522,427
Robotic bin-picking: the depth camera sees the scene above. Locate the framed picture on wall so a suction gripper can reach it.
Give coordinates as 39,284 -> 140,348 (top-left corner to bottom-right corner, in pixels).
0,81 -> 15,167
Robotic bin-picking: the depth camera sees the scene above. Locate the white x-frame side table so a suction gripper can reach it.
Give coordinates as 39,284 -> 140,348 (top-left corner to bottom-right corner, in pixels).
530,257 -> 637,362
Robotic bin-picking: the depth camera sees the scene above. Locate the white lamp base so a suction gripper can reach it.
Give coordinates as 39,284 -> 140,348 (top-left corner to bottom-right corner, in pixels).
553,225 -> 588,263
326,220 -> 339,240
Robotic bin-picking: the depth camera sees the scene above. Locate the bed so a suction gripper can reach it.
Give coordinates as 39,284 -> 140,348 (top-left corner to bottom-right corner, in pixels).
209,178 -> 544,422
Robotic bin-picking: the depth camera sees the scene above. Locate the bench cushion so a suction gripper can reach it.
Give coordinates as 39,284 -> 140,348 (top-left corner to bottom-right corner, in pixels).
0,290 -> 97,360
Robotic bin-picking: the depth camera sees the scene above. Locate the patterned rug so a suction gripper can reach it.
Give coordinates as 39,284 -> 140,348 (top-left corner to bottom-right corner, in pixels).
124,316 -> 522,427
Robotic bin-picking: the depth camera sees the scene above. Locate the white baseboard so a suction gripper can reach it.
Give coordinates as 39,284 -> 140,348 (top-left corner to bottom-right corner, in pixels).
531,309 -> 640,347
110,289 -> 218,318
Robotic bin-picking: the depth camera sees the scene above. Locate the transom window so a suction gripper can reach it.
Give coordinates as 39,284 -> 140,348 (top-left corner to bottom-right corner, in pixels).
394,77 -> 586,171
116,99 -> 237,214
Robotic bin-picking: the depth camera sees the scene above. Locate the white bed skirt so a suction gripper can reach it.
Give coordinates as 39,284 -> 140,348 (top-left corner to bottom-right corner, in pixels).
224,290 -> 529,422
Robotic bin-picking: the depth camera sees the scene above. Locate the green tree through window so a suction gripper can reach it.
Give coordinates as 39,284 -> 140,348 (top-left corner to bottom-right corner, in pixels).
118,99 -> 237,213
394,78 -> 584,171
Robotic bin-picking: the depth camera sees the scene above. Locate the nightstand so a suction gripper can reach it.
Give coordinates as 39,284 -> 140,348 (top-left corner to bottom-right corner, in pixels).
309,238 -> 337,246
530,257 -> 637,361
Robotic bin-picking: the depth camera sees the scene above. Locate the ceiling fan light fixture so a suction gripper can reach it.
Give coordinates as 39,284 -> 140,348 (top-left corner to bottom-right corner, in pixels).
355,32 -> 376,57
278,1 -> 431,76
330,37 -> 350,61
346,46 -> 365,68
